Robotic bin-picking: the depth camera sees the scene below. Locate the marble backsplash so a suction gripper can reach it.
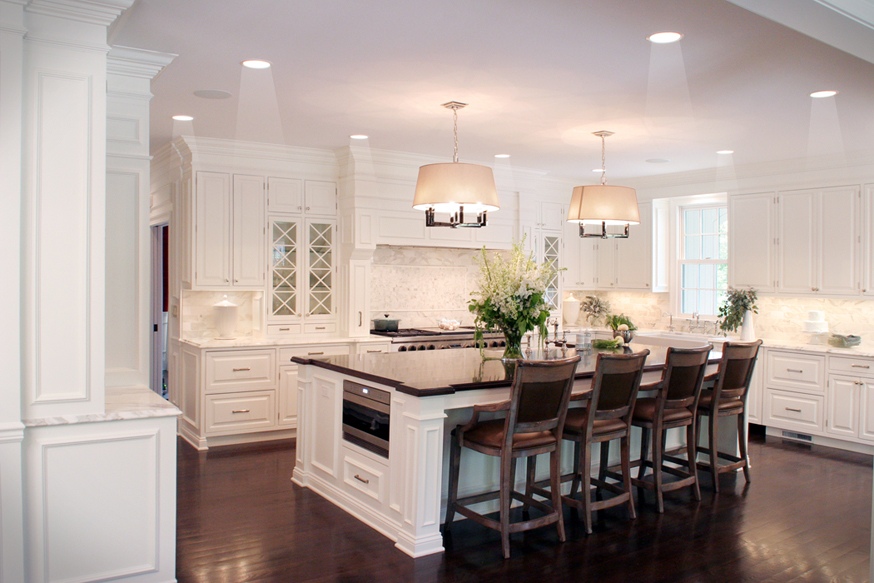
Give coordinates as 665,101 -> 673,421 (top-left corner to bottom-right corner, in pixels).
181,290 -> 262,339
564,290 -> 874,343
371,246 -> 487,329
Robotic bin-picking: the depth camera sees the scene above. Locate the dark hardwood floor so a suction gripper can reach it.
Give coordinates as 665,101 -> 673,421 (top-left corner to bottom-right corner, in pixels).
176,430 -> 872,583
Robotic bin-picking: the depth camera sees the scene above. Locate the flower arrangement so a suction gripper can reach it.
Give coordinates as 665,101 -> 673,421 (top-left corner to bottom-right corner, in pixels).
581,295 -> 611,326
606,313 -> 637,343
718,287 -> 758,334
468,237 -> 555,359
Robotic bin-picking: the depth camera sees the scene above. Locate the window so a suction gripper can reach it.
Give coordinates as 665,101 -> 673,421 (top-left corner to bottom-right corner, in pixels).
679,205 -> 727,316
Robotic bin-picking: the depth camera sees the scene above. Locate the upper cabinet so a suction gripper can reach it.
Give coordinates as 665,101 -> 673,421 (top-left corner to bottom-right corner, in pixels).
729,186 -> 862,297
268,178 -> 337,216
864,184 -> 874,297
192,171 -> 266,289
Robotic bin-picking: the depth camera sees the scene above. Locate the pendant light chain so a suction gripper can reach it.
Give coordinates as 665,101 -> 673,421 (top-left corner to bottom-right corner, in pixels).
453,106 -> 459,163
600,134 -> 607,185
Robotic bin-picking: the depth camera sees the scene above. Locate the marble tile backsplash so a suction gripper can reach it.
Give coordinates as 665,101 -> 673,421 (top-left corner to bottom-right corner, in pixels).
564,290 -> 874,343
182,291 -> 262,339
371,246 -> 487,328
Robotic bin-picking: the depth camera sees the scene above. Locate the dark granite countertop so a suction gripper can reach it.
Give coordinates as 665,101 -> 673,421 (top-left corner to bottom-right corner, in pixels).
292,344 -> 722,397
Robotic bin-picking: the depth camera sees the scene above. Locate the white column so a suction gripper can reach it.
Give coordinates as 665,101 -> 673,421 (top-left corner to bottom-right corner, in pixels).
0,2 -> 28,580
105,46 -> 175,390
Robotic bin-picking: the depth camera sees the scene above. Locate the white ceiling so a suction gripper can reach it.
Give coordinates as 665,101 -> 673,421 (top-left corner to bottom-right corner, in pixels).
110,0 -> 874,182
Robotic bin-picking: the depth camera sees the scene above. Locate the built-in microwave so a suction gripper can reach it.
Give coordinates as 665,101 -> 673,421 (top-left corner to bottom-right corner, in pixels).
341,380 -> 390,458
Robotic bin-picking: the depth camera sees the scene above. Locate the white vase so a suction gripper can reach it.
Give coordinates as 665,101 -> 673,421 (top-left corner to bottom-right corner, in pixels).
740,309 -> 755,341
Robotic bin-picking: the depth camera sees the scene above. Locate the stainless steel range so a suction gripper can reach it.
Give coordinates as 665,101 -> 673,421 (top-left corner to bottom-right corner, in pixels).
370,327 -> 505,352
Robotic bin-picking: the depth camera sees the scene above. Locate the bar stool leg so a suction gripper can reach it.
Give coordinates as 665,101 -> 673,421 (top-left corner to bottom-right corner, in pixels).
738,412 -> 751,483
686,421 -> 701,501
638,426 -> 650,481
500,453 -> 513,559
550,448 -> 566,542
445,433 -> 461,531
524,456 -> 536,516
581,439 -> 594,534
709,413 -> 720,493
599,441 -> 609,482
652,421 -> 665,514
620,434 -> 636,520
569,441 -> 581,499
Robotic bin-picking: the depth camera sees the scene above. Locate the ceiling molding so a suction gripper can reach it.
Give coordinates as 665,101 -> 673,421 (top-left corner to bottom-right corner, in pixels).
107,46 -> 176,80
25,0 -> 134,27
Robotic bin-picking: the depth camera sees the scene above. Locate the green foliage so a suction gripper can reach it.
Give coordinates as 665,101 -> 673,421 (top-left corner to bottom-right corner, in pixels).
718,287 -> 758,333
605,313 -> 637,331
581,295 -> 611,326
468,237 -> 555,350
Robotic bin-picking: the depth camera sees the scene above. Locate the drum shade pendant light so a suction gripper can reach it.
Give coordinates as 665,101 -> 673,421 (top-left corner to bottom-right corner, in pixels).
567,131 -> 640,238
412,102 -> 499,228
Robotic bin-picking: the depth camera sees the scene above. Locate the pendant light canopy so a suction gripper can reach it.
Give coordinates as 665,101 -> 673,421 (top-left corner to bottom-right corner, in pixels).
567,131 -> 640,238
412,102 -> 499,228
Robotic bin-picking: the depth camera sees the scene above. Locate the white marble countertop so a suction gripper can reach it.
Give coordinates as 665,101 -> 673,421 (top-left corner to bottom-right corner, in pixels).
180,334 -> 391,349
23,386 -> 181,427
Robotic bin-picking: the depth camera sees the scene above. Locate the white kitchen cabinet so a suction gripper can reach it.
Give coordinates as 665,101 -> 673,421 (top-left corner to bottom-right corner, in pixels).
777,186 -> 860,296
728,192 -> 776,292
192,171 -> 266,289
305,180 -> 338,215
562,219 -> 581,289
747,353 -> 764,425
614,202 -> 652,290
267,177 -> 302,213
278,365 -> 298,427
827,375 -> 860,439
764,349 -> 825,394
862,184 -> 874,297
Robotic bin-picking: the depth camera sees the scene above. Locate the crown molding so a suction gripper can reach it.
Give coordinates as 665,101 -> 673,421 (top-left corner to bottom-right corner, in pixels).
170,136 -> 339,170
25,0 -> 133,26
107,45 -> 176,79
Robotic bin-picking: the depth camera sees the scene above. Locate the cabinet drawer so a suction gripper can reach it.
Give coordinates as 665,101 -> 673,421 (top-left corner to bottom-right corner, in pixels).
267,324 -> 302,336
764,389 -> 824,433
342,447 -> 387,507
359,343 -> 391,355
279,344 -> 349,363
765,350 -> 825,393
305,322 -> 336,334
205,390 -> 276,434
829,355 -> 874,376
206,349 -> 276,393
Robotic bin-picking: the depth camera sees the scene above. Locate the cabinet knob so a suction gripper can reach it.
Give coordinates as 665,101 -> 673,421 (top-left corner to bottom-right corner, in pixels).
306,206 -> 311,211
298,206 -> 302,210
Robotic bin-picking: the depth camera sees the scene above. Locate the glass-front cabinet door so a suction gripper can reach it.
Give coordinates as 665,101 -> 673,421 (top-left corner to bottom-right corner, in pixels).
306,220 -> 335,318
542,234 -> 561,311
270,218 -> 300,319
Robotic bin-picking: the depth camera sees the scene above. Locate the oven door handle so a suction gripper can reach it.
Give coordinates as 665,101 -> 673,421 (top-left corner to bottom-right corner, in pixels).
343,392 -> 391,415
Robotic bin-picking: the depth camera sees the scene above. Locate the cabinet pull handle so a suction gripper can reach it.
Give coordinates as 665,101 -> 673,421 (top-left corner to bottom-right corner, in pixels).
308,351 -> 324,356
367,350 -> 381,353
315,326 -> 326,330
359,311 -> 363,326
851,364 -> 870,369
354,474 -> 370,484
279,328 -> 290,331
784,407 -> 802,413
786,368 -> 803,373
232,409 -> 250,414
232,367 -> 251,372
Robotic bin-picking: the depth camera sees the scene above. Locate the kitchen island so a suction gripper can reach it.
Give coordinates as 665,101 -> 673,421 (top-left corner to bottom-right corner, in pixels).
291,344 -> 721,557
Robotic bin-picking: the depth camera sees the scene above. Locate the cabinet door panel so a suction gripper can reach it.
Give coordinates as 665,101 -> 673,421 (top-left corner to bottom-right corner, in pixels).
304,180 -> 337,216
268,177 -> 302,213
278,365 -> 298,427
540,201 -> 565,231
747,355 -> 764,424
615,202 -> 652,290
777,191 -> 816,294
195,171 -> 231,286
864,185 -> 874,296
233,174 -> 266,286
595,240 -> 614,289
860,381 -> 874,442
817,186 -> 859,295
827,375 -> 859,438
729,193 -> 775,292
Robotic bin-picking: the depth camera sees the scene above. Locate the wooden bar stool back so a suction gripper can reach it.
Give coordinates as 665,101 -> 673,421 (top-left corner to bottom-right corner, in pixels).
631,345 -> 712,513
557,350 -> 649,534
695,339 -> 763,492
443,355 -> 581,559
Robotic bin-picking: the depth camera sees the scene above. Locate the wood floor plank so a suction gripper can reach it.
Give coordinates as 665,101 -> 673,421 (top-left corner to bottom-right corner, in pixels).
175,432 -> 872,582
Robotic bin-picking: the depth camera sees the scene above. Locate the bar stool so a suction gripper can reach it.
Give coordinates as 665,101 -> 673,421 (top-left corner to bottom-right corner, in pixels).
556,350 -> 649,534
443,355 -> 580,559
695,340 -> 763,492
630,345 -> 711,513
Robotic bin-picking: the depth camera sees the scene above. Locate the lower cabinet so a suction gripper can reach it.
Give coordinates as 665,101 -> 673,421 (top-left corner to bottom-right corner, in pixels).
761,347 -> 874,452
178,342 -> 350,449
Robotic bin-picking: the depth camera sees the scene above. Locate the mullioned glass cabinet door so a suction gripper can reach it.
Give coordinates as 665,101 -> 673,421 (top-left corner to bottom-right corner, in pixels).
307,221 -> 335,317
271,219 -> 299,319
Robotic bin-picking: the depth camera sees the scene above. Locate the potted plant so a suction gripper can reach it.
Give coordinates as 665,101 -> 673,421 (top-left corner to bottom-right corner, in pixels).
718,287 -> 758,339
581,295 -> 611,327
606,313 -> 637,343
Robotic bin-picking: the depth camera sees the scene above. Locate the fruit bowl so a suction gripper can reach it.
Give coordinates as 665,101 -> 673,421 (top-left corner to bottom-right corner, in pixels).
613,329 -> 635,344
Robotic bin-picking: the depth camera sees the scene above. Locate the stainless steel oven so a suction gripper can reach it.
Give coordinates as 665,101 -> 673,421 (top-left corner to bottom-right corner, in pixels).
342,380 -> 390,458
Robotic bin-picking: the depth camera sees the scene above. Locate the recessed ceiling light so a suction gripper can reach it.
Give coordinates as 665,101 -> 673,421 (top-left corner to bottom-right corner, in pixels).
194,89 -> 232,99
647,32 -> 683,44
592,168 -> 604,172
646,158 -> 670,163
810,90 -> 837,98
172,115 -> 194,121
716,150 -> 734,154
494,154 -> 510,158
242,60 -> 271,69
350,134 -> 369,140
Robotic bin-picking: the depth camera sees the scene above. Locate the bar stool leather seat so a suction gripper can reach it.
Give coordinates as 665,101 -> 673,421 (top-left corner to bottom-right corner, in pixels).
633,398 -> 694,423
463,420 -> 556,450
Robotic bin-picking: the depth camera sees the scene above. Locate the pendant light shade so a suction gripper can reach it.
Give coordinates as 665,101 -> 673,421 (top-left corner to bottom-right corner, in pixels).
567,131 -> 640,238
413,102 -> 499,228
